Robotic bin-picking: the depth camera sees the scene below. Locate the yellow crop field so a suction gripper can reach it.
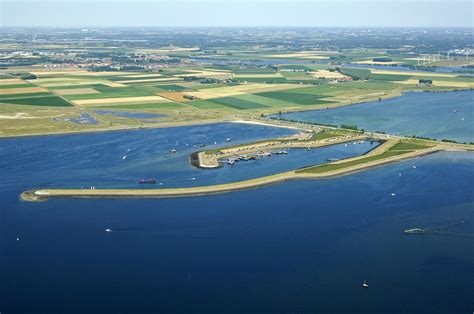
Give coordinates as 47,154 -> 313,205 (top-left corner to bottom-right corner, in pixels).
0,79 -> 28,85
53,88 -> 100,96
183,91 -> 218,100
234,73 -> 282,78
102,82 -> 127,87
0,87 -> 47,95
159,92 -> 189,102
118,77 -> 181,84
396,79 -> 474,88
310,70 -> 349,79
39,81 -> 105,87
69,71 -> 134,76
178,70 -> 232,78
119,73 -> 163,78
34,77 -> 89,84
29,70 -> 87,76
198,83 -> 303,97
73,95 -> 167,106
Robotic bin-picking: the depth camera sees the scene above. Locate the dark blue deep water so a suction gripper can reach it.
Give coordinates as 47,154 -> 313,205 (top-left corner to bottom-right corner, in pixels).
0,123 -> 473,313
277,90 -> 474,143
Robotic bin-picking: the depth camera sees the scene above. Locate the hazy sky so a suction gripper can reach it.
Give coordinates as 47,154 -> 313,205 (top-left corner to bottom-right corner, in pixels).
1,0 -> 473,27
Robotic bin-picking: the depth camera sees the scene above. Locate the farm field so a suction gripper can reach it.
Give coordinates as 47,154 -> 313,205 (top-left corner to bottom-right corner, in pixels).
1,43 -> 473,138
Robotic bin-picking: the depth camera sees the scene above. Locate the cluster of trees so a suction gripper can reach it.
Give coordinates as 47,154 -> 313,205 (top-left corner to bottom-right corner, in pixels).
372,57 -> 393,62
418,79 -> 433,85
10,72 -> 37,80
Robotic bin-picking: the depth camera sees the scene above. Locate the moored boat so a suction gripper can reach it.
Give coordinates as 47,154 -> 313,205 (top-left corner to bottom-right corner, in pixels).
138,178 -> 157,184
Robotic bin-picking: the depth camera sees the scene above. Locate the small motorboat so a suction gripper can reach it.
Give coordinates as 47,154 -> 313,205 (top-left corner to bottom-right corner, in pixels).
138,178 -> 157,184
105,228 -> 112,233
362,280 -> 369,288
226,138 -> 232,142
170,149 -> 177,153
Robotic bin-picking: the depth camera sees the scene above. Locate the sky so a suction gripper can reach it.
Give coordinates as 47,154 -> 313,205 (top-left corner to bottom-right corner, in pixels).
1,0 -> 473,27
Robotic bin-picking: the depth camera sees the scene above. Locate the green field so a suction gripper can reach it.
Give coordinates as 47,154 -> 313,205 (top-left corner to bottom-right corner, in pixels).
0,92 -> 51,100
156,84 -> 192,91
255,90 -> 333,106
389,142 -> 431,151
0,83 -> 36,89
209,96 -> 269,110
297,141 -> 430,174
0,95 -> 73,107
186,100 -> 231,110
297,150 -> 409,174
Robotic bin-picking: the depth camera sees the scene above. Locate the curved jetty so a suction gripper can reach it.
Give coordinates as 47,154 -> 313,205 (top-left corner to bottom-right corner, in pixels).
21,140 -> 472,202
20,118 -> 474,202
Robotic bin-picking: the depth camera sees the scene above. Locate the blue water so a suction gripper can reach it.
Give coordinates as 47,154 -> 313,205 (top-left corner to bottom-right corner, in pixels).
346,64 -> 474,74
192,57 -> 318,66
276,91 -> 474,143
0,123 -> 377,190
52,112 -> 99,125
1,123 -> 473,313
95,110 -> 166,119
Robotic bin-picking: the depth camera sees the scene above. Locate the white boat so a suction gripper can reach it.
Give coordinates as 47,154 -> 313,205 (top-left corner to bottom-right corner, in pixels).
362,280 -> 369,288
122,155 -> 127,160
226,138 -> 232,142
105,228 -> 112,233
391,193 -> 396,196
412,165 -> 417,169
170,149 -> 177,153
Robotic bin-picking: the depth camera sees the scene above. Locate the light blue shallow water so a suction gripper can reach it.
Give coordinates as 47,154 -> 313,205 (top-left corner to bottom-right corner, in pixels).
0,123 -> 377,190
0,123 -> 473,313
276,90 -> 474,143
345,64 -> 474,74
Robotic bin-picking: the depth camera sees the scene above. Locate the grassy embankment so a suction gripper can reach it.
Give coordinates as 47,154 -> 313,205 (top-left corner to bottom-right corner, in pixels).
296,141 -> 432,174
